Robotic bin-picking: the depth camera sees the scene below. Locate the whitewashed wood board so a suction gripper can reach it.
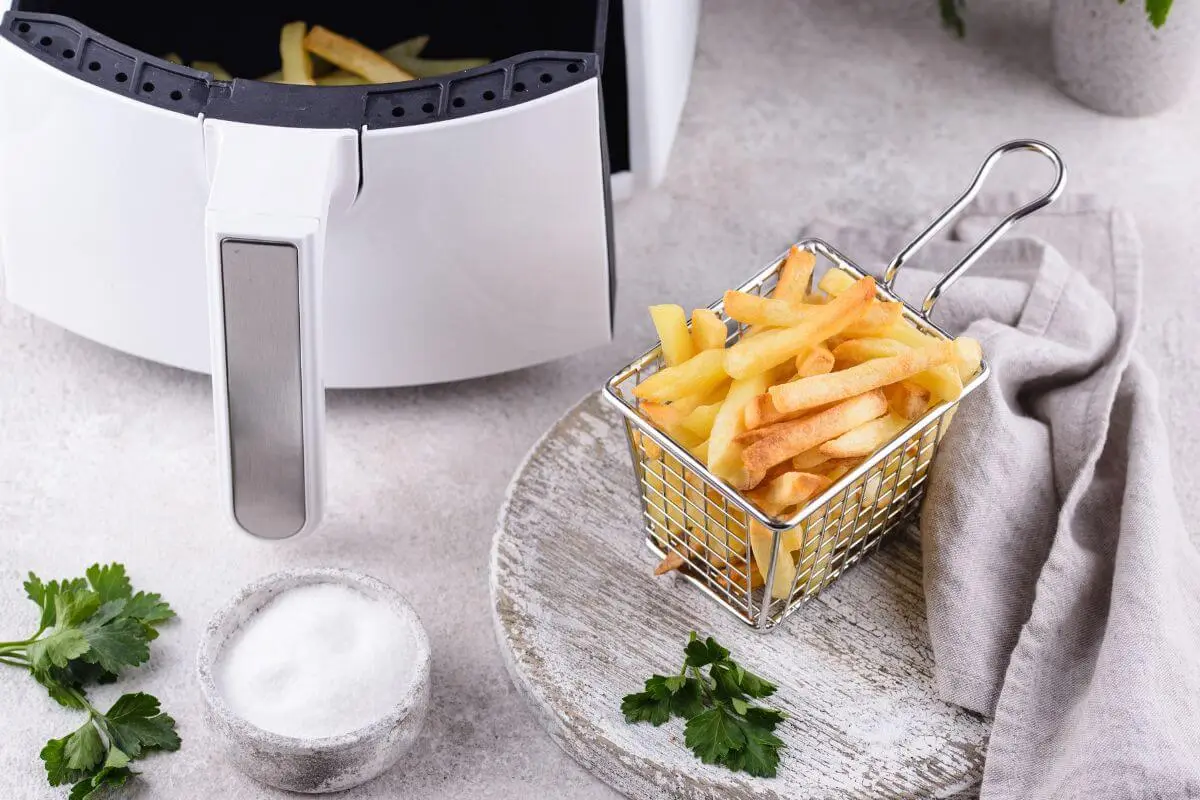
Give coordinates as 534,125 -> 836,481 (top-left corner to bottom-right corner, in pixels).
490,393 -> 988,799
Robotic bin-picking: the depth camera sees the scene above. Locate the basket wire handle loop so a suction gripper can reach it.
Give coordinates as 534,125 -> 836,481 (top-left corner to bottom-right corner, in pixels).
881,139 -> 1067,318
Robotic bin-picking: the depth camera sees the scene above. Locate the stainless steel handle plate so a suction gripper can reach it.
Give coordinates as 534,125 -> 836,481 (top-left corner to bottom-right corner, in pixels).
219,239 -> 307,539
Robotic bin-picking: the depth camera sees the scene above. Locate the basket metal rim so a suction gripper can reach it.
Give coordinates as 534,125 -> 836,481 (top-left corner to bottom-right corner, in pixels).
602,236 -> 989,532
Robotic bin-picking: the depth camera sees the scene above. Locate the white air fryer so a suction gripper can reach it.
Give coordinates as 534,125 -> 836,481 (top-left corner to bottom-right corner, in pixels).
0,2 -> 699,540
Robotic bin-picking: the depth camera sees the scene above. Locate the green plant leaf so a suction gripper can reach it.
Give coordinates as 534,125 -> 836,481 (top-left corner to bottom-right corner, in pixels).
79,616 -> 150,675
684,637 -> 730,668
122,592 -> 175,628
1146,0 -> 1173,27
27,628 -> 90,671
684,706 -> 745,764
68,763 -> 134,800
669,678 -> 707,720
620,690 -> 673,726
729,716 -> 784,778
64,722 -> 105,773
85,564 -> 133,604
102,693 -> 181,757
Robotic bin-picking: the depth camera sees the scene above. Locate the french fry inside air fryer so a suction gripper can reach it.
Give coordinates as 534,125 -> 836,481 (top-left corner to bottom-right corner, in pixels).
633,246 -> 982,593
164,23 -> 490,85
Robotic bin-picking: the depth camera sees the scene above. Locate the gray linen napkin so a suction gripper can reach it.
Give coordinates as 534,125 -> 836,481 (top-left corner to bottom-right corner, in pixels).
806,194 -> 1200,799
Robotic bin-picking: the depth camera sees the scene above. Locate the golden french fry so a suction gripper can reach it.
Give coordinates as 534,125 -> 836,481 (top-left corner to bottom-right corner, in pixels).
842,301 -> 904,337
817,268 -> 856,296
746,472 -> 832,516
723,291 -> 813,328
796,346 -> 835,378
856,320 -> 968,401
654,551 -> 686,575
707,373 -> 772,483
738,390 -> 888,488
280,21 -> 315,85
910,364 -> 964,402
639,401 -> 685,429
819,413 -> 909,458
769,341 -> 958,415
792,447 -> 830,471
748,521 -> 796,600
689,439 -> 710,463
743,347 -> 837,431
163,52 -> 183,64
724,277 -> 875,380
304,25 -> 415,83
632,350 -> 728,403
691,308 -> 728,352
773,245 -> 816,303
715,558 -> 765,592
818,459 -> 856,483
743,393 -> 781,432
954,336 -> 983,381
681,403 -> 722,439
884,380 -> 931,420
649,304 -> 695,367
832,337 -> 908,364
639,402 -> 703,449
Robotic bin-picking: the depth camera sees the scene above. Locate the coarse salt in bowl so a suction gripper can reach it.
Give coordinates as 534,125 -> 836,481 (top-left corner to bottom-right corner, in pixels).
197,568 -> 431,793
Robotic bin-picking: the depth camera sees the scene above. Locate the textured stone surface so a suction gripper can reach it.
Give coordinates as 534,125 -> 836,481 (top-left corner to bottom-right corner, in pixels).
493,393 -> 989,799
2,0 -> 1199,797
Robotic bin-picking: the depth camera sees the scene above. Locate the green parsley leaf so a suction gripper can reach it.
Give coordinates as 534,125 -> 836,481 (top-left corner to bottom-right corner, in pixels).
68,760 -> 134,800
622,633 -> 786,778
79,615 -> 150,675
27,628 -> 90,671
684,706 -> 745,764
56,589 -> 101,628
734,665 -> 776,699
662,674 -> 687,693
1147,0 -> 1173,27
7,563 -> 182,797
41,722 -> 103,787
710,662 -> 745,702
101,693 -> 181,757
64,722 -> 105,774
683,636 -> 729,668
85,564 -> 133,605
669,678 -> 706,720
729,716 -> 784,778
122,591 -> 175,628
745,706 -> 785,730
620,690 -> 672,726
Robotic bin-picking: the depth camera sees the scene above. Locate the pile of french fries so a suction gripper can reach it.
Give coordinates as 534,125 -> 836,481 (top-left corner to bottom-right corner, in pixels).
168,25 -> 488,86
633,246 -> 982,601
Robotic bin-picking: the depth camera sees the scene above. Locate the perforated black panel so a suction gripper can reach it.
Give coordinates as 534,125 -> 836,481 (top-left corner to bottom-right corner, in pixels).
2,12 -> 599,132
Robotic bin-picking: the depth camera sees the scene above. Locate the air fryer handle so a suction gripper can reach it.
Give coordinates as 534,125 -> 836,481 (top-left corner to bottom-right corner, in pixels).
203,121 -> 358,539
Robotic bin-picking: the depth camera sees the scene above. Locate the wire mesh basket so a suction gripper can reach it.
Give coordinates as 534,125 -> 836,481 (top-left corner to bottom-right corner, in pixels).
603,140 -> 1066,630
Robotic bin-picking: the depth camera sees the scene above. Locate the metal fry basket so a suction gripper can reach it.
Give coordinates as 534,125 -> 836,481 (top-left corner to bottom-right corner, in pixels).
603,140 -> 1066,630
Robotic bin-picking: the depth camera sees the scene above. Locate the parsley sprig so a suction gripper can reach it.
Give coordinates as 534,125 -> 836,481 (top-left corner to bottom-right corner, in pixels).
621,632 -> 786,778
0,563 -> 180,799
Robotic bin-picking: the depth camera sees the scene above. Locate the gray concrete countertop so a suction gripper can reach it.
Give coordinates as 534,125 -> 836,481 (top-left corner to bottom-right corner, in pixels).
3,1 -> 1198,797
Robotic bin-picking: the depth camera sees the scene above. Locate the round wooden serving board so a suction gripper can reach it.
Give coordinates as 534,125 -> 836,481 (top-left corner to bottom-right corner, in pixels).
490,393 -> 988,799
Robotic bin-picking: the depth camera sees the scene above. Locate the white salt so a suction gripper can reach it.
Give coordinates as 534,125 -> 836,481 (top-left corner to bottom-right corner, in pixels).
215,582 -> 420,739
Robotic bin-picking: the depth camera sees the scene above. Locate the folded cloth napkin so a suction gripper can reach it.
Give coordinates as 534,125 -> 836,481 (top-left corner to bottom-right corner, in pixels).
807,194 -> 1200,799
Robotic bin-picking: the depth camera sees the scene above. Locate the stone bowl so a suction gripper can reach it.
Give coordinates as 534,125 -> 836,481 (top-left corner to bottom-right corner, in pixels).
196,568 -> 431,793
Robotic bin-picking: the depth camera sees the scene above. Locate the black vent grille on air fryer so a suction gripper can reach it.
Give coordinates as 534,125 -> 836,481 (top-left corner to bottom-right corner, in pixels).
5,14 -> 211,115
1,12 -> 596,130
